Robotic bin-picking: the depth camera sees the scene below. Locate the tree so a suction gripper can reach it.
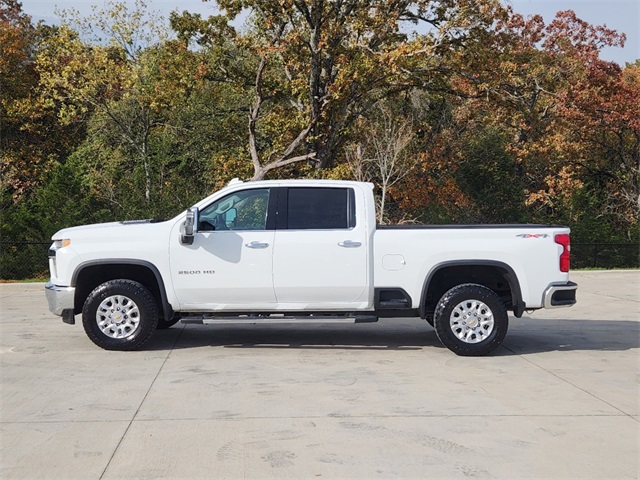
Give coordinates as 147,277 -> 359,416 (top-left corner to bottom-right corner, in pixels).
512,10 -> 636,234
556,60 -> 639,233
421,8 -> 636,236
0,0 -> 34,101
1,1 -> 74,203
35,1 -> 174,206
346,104 -> 416,223
1,0 -> 37,200
173,0 -> 506,180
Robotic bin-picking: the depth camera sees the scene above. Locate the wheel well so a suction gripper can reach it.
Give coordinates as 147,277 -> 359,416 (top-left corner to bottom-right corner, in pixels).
421,264 -> 523,318
73,263 -> 171,319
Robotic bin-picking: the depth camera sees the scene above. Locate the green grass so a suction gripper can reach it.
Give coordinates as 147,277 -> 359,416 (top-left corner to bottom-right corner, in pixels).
0,277 -> 48,283
573,267 -> 639,271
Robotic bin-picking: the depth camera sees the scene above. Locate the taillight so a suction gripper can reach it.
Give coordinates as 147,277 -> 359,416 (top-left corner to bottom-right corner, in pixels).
555,234 -> 570,272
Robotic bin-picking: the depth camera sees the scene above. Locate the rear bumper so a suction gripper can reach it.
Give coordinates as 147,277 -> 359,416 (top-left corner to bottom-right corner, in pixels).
542,281 -> 577,308
45,282 -> 75,316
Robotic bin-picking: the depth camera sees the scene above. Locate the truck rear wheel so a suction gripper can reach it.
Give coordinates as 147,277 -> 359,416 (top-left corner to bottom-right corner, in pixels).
82,279 -> 158,351
433,283 -> 508,356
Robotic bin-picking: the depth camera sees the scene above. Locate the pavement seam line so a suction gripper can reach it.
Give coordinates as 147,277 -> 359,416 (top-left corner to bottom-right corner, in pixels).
98,324 -> 186,480
503,345 -> 639,423
1,413 -> 632,425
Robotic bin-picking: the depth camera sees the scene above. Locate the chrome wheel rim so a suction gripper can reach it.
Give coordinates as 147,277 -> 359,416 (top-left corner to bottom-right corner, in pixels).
450,299 -> 495,344
96,295 -> 140,339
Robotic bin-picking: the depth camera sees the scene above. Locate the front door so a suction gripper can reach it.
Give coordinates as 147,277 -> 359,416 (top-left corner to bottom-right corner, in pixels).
170,188 -> 276,310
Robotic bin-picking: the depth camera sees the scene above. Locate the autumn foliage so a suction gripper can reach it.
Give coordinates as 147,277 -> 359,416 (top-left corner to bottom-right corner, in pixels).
1,0 -> 638,272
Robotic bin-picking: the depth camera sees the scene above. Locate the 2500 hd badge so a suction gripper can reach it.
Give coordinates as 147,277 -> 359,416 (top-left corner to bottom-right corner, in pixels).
178,270 -> 215,275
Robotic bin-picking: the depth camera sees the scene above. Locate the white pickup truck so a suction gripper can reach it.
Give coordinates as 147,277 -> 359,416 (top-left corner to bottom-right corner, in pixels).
45,179 -> 577,355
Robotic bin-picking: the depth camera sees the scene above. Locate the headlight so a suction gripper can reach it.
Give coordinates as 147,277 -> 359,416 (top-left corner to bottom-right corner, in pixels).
49,239 -> 71,257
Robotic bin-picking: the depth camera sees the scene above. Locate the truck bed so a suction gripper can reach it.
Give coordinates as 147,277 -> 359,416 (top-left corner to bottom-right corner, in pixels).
377,224 -> 565,229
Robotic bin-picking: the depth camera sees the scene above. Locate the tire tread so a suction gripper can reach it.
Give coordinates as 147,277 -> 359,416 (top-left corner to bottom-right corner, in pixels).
433,283 -> 508,356
82,279 -> 158,351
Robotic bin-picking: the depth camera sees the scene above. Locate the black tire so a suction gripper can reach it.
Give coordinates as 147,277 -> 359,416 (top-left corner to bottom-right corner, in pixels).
82,279 -> 159,351
433,283 -> 508,356
157,314 -> 181,329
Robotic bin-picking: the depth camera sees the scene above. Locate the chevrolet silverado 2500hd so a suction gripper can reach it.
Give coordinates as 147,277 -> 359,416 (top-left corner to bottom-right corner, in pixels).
45,179 -> 577,355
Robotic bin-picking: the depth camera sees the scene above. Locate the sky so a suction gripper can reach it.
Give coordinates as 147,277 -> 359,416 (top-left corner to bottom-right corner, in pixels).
18,0 -> 640,66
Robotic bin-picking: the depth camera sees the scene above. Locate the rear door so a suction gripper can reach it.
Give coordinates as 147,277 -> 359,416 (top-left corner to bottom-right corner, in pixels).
272,186 -> 370,308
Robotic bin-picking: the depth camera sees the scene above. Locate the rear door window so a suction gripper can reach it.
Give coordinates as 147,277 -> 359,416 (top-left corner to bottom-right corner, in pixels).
286,187 -> 355,230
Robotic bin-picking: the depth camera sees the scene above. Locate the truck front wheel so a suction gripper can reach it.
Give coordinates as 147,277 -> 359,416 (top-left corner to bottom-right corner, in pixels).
434,283 -> 508,356
82,279 -> 159,351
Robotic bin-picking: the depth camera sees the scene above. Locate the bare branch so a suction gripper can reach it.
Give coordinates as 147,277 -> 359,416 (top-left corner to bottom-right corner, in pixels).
248,55 -> 268,176
266,151 -> 318,171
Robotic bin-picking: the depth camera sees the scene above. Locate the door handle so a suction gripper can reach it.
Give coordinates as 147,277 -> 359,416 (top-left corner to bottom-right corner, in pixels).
338,240 -> 362,248
245,241 -> 269,249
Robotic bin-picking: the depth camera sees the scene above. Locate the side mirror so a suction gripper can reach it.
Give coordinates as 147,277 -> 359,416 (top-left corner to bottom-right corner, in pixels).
180,208 -> 198,245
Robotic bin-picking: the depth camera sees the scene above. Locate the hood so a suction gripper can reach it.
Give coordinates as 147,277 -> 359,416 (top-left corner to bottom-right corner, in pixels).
52,219 -> 167,240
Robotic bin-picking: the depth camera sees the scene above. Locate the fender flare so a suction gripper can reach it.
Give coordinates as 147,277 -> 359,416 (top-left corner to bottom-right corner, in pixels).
71,259 -> 174,321
419,260 -> 525,318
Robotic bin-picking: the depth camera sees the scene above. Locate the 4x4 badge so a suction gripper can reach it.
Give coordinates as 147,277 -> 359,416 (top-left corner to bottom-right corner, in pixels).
516,234 -> 549,238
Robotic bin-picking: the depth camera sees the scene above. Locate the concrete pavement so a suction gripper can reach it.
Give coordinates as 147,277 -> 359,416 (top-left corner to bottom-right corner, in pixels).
1,270 -> 638,479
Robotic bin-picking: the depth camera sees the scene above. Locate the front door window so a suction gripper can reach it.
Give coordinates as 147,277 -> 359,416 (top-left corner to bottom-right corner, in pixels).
199,188 -> 270,231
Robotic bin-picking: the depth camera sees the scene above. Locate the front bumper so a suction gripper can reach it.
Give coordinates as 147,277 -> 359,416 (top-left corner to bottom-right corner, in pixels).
45,282 -> 75,316
542,281 -> 578,308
